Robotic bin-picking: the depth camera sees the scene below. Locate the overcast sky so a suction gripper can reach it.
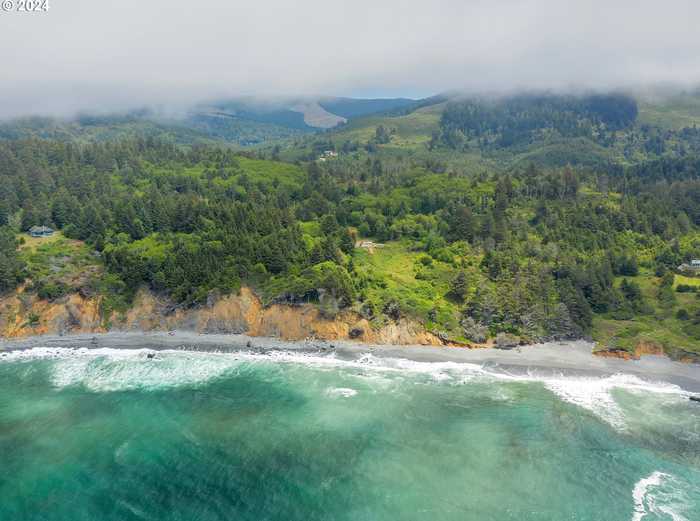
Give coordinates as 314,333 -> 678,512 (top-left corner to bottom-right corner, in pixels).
1,0 -> 699,118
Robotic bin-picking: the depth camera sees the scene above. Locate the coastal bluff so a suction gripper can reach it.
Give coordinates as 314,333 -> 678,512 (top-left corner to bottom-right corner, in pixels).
2,286 -> 698,363
0,286 -> 441,346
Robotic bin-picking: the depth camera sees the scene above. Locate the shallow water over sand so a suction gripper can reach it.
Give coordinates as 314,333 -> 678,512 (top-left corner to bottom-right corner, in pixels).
1,344 -> 699,520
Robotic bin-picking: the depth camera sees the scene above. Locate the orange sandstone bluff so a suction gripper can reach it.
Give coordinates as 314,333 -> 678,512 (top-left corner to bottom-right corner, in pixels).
0,286 -> 442,346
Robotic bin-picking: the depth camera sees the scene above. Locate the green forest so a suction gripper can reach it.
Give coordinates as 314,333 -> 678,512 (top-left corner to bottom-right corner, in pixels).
2,92 -> 700,357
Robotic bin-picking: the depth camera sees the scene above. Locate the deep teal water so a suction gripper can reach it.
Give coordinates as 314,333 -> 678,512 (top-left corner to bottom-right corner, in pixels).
0,347 -> 698,521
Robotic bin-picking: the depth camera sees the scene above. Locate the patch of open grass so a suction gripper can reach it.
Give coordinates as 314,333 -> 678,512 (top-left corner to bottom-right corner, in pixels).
145,155 -> 306,194
592,273 -> 700,356
353,241 -> 462,333
18,231 -> 63,252
593,313 -> 700,357
19,232 -> 102,289
235,156 -> 305,187
674,274 -> 700,288
331,103 -> 444,150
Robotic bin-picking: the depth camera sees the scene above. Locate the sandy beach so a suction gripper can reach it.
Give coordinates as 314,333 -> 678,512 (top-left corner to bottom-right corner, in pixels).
3,331 -> 700,393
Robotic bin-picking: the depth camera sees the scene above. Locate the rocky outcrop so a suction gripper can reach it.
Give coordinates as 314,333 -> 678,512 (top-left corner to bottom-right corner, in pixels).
594,340 -> 670,361
495,332 -> 521,350
0,286 -> 443,346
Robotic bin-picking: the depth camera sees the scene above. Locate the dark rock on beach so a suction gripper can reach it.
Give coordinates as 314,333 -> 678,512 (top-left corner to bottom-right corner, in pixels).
349,327 -> 363,339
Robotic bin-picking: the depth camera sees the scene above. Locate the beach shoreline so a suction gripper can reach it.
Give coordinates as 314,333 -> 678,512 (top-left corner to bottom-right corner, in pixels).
2,331 -> 700,393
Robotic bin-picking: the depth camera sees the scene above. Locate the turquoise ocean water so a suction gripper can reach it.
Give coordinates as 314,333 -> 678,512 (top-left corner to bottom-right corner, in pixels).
0,346 -> 698,521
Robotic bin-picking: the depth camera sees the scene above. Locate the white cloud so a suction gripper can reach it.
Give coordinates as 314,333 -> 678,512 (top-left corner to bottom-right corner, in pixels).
0,0 -> 699,117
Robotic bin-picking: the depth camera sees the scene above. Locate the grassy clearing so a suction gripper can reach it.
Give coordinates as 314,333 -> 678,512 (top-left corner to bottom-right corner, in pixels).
19,232 -> 102,289
146,156 -> 306,193
353,241 -> 462,334
593,313 -> 700,356
332,103 -> 444,150
235,156 -> 306,188
17,233 -> 130,319
18,232 -> 63,252
674,274 -> 700,288
592,273 -> 700,356
510,137 -> 615,169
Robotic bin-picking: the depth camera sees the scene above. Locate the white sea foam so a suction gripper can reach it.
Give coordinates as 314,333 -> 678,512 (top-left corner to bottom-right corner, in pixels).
633,471 -> 668,521
537,373 -> 686,430
50,350 -> 243,392
632,471 -> 689,521
325,387 -> 358,398
364,358 -> 689,429
0,347 -> 691,429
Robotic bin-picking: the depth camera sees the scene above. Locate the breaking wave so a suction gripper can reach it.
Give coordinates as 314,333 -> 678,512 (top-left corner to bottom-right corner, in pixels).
632,471 -> 690,521
0,347 -> 691,429
539,373 -> 686,430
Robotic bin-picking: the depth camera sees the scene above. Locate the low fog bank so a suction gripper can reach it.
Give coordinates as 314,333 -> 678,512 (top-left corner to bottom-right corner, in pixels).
0,83 -> 699,125
1,0 -> 699,120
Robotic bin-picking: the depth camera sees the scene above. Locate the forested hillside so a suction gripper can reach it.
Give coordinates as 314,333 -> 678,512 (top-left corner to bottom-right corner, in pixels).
0,96 -> 420,147
2,91 -> 700,356
0,113 -> 305,147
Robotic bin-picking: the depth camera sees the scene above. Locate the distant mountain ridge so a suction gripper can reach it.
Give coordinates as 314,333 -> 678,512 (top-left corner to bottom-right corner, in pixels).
193,96 -> 420,130
5,89 -> 700,151
318,97 -> 416,119
0,95 -> 423,146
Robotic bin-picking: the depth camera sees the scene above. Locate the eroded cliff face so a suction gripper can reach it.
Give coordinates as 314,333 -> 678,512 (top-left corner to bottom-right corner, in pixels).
0,286 -> 442,346
593,339 -> 699,363
0,286 -> 105,338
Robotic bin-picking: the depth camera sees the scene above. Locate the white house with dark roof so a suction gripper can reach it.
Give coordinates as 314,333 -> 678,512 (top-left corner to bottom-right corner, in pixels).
29,226 -> 54,238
